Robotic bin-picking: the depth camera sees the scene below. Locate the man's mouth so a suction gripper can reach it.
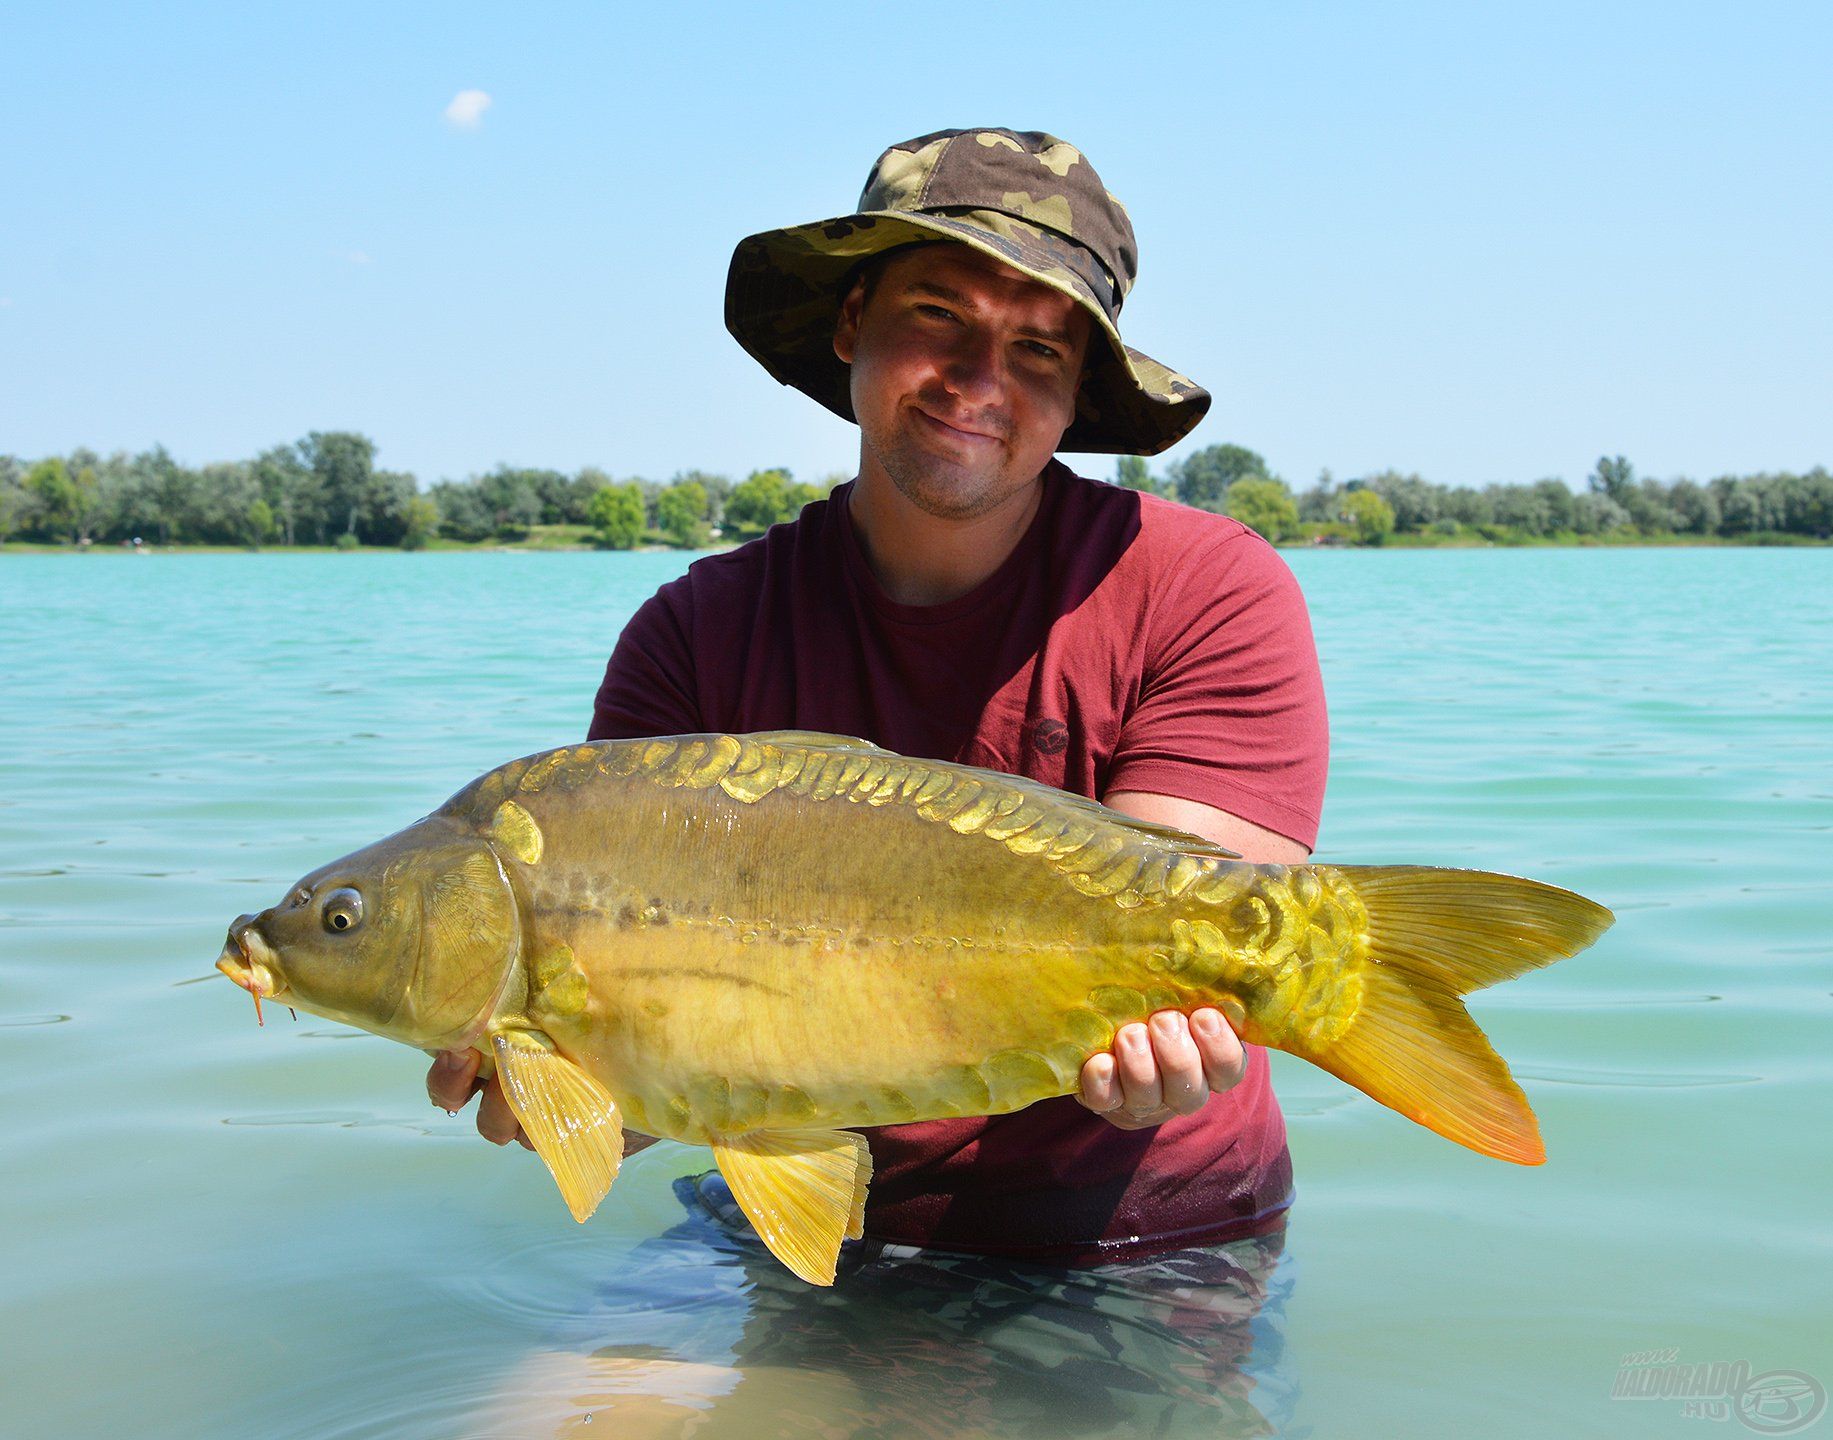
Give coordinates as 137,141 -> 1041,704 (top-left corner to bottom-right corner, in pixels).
912,405 -> 1003,448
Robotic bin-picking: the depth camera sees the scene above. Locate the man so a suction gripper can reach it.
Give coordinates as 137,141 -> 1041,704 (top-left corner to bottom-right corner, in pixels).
429,128 -> 1327,1266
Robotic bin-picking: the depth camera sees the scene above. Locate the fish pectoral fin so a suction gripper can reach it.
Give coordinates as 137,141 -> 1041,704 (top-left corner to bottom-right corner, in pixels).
710,1128 -> 872,1287
490,1029 -> 623,1222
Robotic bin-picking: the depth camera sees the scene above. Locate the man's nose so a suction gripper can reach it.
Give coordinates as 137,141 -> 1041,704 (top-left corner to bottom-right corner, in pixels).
939,330 -> 1005,405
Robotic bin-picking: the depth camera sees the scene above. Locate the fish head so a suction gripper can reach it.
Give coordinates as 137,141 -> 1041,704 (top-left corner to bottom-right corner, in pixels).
217,816 -> 523,1047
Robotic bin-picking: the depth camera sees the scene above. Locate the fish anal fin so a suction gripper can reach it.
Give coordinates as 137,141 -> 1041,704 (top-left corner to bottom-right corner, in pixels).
711,1128 -> 872,1286
490,1030 -> 622,1221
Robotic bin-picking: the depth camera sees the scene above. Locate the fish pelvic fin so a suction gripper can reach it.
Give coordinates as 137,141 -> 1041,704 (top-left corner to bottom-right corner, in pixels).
1295,866 -> 1613,1166
491,1029 -> 623,1221
710,1128 -> 872,1286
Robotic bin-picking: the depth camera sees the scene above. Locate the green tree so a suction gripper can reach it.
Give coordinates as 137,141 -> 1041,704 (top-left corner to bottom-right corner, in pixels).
1341,488 -> 1396,545
1571,492 -> 1629,534
1531,478 -> 1576,534
1223,477 -> 1301,543
1665,479 -> 1719,535
696,472 -> 735,527
399,495 -> 440,549
139,446 -> 202,544
70,459 -> 101,541
1441,486 -> 1494,526
1588,455 -> 1634,503
569,468 -> 614,525
358,470 -> 418,546
1788,468 -> 1833,536
23,459 -> 86,541
1169,443 -> 1268,511
0,456 -> 22,542
586,482 -> 646,549
473,465 -> 543,538
1624,479 -> 1678,535
1114,455 -> 1164,494
655,480 -> 710,547
1364,471 -> 1440,532
185,461 -> 263,544
1297,470 -> 1340,523
251,444 -> 320,545
300,431 -> 379,540
246,498 -> 278,546
723,467 -> 820,537
1490,483 -> 1552,536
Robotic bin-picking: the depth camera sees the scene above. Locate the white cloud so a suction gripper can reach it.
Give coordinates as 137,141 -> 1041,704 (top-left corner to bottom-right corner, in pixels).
0,297 -> 13,308
443,90 -> 492,130
342,249 -> 373,266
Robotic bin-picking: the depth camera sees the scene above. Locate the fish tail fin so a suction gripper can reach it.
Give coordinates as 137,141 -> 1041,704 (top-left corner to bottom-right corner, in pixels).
1296,866 -> 1613,1165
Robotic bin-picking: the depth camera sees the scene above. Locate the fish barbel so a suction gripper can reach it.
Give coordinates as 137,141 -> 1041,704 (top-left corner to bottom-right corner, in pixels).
216,732 -> 1613,1284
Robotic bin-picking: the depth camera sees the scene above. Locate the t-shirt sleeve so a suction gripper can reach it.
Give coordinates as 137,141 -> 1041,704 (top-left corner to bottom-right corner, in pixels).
1105,530 -> 1328,849
587,583 -> 705,741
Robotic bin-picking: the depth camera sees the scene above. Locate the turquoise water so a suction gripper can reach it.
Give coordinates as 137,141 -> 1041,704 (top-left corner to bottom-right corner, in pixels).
2,548 -> 1828,1438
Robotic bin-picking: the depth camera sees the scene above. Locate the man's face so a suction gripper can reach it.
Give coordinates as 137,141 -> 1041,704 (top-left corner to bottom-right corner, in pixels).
834,243 -> 1092,522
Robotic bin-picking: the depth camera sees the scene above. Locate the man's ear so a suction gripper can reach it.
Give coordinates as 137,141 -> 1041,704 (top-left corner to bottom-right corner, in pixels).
833,279 -> 865,365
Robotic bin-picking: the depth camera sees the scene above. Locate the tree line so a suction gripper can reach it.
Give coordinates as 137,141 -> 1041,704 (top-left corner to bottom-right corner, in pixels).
0,432 -> 837,550
4,432 -> 1827,550
1116,445 -> 1832,544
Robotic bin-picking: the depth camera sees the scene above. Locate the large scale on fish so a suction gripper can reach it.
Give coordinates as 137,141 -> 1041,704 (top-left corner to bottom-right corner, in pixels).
217,731 -> 1612,1285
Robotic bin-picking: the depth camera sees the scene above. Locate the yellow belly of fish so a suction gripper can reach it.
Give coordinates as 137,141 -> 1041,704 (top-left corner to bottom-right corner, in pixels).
537,917 -> 1185,1144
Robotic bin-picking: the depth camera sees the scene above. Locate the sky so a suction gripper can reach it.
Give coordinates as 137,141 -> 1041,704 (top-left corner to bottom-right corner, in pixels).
3,1 -> 1829,491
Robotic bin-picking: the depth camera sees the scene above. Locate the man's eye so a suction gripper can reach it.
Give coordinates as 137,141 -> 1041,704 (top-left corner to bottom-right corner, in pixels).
1021,340 -> 1062,360
916,304 -> 957,322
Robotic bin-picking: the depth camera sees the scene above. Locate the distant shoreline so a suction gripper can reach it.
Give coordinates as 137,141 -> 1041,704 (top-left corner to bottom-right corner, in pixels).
5,532 -> 1828,557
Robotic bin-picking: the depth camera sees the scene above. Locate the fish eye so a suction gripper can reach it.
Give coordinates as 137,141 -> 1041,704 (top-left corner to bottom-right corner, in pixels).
321,887 -> 364,934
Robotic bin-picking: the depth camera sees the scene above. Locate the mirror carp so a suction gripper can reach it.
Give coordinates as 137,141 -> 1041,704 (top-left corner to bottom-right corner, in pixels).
217,731 -> 1613,1284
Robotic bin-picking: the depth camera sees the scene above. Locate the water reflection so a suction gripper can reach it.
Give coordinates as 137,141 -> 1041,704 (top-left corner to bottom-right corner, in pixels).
475,1175 -> 1296,1438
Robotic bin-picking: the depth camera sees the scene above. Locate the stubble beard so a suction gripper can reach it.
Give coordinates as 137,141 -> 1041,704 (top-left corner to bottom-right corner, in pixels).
868,414 -> 1034,523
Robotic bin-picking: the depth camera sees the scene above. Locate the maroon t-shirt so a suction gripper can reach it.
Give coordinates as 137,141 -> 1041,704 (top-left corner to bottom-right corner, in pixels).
590,460 -> 1329,1262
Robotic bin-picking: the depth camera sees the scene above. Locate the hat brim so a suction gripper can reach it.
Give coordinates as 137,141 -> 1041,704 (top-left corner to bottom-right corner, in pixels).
725,209 -> 1209,456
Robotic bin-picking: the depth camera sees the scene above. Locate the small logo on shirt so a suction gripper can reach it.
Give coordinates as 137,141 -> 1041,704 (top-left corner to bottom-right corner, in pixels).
1028,717 -> 1069,756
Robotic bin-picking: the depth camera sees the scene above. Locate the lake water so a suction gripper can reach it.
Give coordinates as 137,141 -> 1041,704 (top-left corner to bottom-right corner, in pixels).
2,547 -> 1828,1438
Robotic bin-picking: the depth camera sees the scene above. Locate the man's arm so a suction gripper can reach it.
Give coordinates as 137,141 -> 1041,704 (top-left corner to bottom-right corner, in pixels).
1073,792 -> 1310,1131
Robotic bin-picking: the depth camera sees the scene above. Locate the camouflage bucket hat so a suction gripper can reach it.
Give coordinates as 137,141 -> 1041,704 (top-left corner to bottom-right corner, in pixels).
724,128 -> 1210,457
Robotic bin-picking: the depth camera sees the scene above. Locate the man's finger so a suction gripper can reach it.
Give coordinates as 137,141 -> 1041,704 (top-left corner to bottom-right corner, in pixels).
1191,1008 -> 1247,1093
1147,1011 -> 1208,1116
476,1076 -> 523,1146
1078,1051 -> 1122,1114
427,1048 -> 481,1111
1113,1022 -> 1163,1116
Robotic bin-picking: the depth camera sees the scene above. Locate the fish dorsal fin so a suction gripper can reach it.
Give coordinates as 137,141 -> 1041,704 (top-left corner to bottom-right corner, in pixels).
747,729 -> 886,752
711,1128 -> 872,1286
743,735 -> 1236,857
491,1029 -> 623,1222
603,733 -> 1241,895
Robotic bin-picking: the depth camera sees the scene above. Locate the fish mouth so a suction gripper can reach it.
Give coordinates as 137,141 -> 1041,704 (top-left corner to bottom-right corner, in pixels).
217,918 -> 287,1022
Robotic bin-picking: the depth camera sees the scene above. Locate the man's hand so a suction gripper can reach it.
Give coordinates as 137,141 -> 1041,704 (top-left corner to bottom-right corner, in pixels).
426,1048 -> 658,1157
1076,1008 -> 1246,1130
